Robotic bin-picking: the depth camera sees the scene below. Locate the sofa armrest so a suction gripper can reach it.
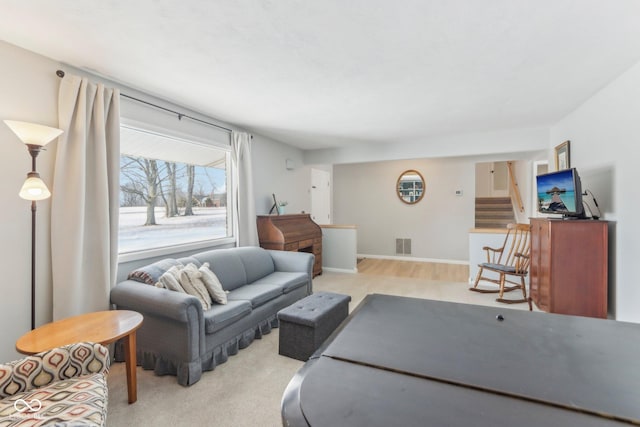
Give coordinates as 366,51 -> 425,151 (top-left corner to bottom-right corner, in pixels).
267,250 -> 314,294
0,342 -> 109,398
110,280 -> 206,368
268,250 -> 314,273
111,280 -> 203,323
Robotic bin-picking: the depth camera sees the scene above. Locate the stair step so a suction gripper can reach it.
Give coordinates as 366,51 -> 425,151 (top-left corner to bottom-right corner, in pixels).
476,211 -> 515,218
475,197 -> 512,204
475,204 -> 513,211
475,197 -> 514,229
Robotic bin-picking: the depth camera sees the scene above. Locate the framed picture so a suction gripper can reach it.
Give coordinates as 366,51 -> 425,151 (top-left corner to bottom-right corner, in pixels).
555,140 -> 570,170
269,193 -> 280,215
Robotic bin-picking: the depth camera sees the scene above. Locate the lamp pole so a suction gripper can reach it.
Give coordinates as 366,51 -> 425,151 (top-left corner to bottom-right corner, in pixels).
30,200 -> 36,330
26,144 -> 43,331
4,120 -> 63,331
26,144 -> 42,330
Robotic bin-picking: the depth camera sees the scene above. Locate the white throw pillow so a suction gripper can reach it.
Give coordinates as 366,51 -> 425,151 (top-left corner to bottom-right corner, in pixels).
157,266 -> 186,293
199,262 -> 228,305
180,263 -> 213,310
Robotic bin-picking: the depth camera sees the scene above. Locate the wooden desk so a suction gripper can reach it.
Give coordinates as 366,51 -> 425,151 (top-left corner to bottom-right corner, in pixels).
257,214 -> 323,276
16,310 -> 143,404
282,295 -> 640,426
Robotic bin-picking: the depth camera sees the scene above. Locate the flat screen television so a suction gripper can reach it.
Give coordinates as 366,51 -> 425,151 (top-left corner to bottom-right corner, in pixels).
536,168 -> 584,218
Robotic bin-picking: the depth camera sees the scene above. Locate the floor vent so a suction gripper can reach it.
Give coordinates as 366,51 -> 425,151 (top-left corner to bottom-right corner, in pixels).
396,238 -> 412,255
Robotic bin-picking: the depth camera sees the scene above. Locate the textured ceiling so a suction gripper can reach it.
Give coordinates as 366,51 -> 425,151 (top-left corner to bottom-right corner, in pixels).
1,0 -> 640,150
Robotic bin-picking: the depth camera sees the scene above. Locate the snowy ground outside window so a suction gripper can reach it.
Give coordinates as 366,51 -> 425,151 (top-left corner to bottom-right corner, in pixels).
119,206 -> 228,253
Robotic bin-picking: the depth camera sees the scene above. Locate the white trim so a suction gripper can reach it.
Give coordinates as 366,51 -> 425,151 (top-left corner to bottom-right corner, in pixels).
121,122 -> 232,151
357,253 -> 469,265
118,237 -> 236,263
322,267 -> 358,274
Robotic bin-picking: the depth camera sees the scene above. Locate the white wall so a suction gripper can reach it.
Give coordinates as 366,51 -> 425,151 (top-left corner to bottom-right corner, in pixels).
321,226 -> 358,272
333,151 -> 545,262
550,59 -> 640,322
334,157 -> 476,261
305,127 -> 550,165
0,41 -> 60,362
251,134 -> 309,215
513,159 -> 536,222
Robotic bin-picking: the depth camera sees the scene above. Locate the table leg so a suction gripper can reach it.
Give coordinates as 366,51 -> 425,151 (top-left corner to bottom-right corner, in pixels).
122,332 -> 138,404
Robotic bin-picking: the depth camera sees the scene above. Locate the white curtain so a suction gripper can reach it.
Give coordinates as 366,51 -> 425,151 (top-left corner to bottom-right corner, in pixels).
231,131 -> 258,246
51,74 -> 120,319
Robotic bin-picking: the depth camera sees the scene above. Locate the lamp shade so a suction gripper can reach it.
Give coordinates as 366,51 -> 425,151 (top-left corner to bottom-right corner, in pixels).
4,120 -> 63,146
19,172 -> 51,201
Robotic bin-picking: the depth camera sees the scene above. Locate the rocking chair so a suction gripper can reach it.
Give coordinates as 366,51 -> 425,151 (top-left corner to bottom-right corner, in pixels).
470,223 -> 532,310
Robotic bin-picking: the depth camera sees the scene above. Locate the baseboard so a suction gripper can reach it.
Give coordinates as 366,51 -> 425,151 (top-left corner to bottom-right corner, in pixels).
357,254 -> 469,265
322,267 -> 358,274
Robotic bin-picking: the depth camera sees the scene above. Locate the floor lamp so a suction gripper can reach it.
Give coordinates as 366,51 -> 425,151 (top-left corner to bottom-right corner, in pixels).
4,120 -> 63,330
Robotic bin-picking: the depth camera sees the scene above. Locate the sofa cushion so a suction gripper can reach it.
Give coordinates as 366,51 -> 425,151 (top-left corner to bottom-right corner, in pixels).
227,284 -> 283,308
193,249 -> 248,291
128,258 -> 182,285
199,262 -> 228,305
251,272 -> 308,294
176,256 -> 202,268
234,247 -> 276,283
203,300 -> 252,334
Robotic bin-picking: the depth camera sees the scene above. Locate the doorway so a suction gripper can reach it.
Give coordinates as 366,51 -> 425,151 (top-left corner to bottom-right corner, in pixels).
532,160 -> 549,217
311,168 -> 331,224
476,161 -> 510,197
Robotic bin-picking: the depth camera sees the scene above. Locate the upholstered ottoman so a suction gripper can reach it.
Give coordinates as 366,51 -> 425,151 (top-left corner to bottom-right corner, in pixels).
277,292 -> 351,361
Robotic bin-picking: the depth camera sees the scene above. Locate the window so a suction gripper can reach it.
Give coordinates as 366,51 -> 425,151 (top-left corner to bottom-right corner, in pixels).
118,125 -> 232,254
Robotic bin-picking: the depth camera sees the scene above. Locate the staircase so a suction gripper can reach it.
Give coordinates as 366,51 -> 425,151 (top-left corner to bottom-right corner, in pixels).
475,197 -> 515,229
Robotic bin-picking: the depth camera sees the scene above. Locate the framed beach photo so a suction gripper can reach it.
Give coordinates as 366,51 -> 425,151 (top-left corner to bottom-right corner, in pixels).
555,140 -> 570,170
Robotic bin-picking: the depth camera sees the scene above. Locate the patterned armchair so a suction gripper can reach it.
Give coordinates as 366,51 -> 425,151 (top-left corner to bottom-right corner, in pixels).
0,342 -> 109,427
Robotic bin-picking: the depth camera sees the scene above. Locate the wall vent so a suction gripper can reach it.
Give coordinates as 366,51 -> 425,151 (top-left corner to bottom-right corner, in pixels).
396,238 -> 412,255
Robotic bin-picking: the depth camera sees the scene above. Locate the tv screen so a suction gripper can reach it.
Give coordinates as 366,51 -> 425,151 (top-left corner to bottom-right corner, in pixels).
536,168 -> 584,217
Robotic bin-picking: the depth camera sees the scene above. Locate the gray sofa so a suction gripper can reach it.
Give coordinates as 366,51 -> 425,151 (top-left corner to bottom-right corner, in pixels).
110,246 -> 314,386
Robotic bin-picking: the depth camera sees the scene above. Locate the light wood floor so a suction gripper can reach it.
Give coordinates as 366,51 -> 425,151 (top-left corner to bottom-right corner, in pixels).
357,258 -> 469,283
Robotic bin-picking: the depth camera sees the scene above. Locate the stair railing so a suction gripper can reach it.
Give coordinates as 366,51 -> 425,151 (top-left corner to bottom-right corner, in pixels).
507,161 -> 524,213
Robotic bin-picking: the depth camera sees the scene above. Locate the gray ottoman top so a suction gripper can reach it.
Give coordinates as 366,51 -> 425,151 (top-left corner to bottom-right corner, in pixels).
278,292 -> 351,328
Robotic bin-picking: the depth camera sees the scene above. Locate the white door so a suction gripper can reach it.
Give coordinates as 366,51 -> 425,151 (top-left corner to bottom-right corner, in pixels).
490,161 -> 510,197
476,161 -> 509,197
311,168 -> 331,224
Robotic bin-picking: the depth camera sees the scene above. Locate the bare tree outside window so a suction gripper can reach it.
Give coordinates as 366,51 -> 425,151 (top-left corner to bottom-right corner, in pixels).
120,156 -> 160,226
184,164 -> 195,216
164,161 -> 179,218
118,126 -> 230,254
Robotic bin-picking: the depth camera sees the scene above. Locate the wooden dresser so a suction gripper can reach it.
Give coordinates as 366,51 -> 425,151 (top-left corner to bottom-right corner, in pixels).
256,214 -> 323,277
529,218 -> 608,318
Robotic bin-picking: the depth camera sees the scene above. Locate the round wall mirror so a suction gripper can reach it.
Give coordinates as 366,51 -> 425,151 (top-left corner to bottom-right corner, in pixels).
397,170 -> 425,204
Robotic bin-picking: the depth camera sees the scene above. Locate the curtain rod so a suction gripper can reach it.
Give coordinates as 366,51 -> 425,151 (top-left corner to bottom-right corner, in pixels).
56,69 -> 235,135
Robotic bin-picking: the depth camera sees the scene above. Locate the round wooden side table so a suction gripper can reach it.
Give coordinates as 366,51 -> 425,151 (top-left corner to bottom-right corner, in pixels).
16,310 -> 143,404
